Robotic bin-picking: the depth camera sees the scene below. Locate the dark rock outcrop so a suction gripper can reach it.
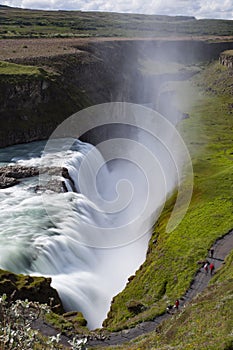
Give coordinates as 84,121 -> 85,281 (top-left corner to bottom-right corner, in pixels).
0,269 -> 64,313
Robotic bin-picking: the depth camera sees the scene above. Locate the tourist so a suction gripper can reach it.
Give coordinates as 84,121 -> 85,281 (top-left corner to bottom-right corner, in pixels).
209,262 -> 215,275
174,299 -> 179,310
204,262 -> 209,275
210,248 -> 214,258
166,304 -> 173,314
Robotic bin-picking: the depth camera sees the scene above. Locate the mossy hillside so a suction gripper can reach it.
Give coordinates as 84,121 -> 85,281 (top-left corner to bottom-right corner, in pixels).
0,60 -> 47,76
102,61 -> 233,331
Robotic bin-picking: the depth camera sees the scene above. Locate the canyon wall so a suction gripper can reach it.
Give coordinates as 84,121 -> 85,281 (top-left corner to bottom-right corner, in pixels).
1,38 -> 233,147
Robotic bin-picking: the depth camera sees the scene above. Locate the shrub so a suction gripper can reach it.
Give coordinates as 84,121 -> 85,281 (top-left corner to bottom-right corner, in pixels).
0,294 -> 87,349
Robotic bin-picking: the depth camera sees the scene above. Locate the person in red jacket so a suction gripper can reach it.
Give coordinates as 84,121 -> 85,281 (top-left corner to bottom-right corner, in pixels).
174,299 -> 180,309
209,262 -> 215,275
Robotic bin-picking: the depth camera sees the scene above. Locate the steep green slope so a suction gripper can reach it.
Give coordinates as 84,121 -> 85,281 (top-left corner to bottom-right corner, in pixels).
102,61 -> 233,332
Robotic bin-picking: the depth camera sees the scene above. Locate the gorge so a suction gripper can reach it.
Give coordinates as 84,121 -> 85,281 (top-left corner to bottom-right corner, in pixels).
1,34 -> 233,335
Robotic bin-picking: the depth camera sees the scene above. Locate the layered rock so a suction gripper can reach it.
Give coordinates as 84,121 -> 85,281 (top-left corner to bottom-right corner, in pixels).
219,50 -> 233,68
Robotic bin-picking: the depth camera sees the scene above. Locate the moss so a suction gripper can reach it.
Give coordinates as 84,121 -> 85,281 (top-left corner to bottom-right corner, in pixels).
46,311 -> 89,337
0,60 -> 50,81
0,268 -> 64,313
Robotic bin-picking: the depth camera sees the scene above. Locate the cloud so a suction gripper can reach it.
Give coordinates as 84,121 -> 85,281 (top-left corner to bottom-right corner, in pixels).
2,0 -> 233,19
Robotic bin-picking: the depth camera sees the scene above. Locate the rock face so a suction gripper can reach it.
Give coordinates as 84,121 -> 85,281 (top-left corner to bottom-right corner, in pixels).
0,269 -> 64,313
219,50 -> 233,68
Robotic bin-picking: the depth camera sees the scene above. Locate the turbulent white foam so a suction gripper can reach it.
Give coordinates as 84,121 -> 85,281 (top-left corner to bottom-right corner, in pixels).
0,129 -> 182,329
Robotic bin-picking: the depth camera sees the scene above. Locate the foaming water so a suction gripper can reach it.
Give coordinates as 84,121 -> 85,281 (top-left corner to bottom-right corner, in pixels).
0,139 -> 155,328
0,118 -> 183,329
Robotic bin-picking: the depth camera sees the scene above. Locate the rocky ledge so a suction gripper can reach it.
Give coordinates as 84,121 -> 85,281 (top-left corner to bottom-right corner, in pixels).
0,164 -> 74,192
0,268 -> 64,314
0,165 -> 39,188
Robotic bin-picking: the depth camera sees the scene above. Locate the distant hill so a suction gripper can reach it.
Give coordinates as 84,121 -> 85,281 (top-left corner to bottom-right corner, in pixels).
0,6 -> 233,39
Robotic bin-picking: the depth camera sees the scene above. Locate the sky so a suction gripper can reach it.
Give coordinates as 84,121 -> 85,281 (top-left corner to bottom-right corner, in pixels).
1,0 -> 233,20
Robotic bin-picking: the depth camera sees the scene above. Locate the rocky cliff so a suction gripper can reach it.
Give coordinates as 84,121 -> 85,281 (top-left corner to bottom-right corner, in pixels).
1,38 -> 233,148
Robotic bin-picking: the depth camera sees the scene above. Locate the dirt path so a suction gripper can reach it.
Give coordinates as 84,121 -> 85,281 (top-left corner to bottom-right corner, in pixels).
87,229 -> 233,347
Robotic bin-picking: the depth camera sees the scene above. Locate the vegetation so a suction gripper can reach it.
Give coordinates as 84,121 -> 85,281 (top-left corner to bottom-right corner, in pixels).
0,6 -> 233,347
102,61 -> 233,332
0,269 -> 63,313
0,60 -> 48,77
0,6 -> 233,38
221,49 -> 233,56
0,294 -> 88,349
46,310 -> 89,337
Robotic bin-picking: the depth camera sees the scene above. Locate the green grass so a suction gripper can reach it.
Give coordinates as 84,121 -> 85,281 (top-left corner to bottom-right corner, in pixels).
0,60 -> 46,76
102,61 -> 233,332
1,6 -> 233,38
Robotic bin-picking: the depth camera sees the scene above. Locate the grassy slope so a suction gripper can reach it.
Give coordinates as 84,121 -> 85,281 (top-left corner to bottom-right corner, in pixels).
1,7 -> 233,38
0,60 -> 51,80
102,61 -> 233,333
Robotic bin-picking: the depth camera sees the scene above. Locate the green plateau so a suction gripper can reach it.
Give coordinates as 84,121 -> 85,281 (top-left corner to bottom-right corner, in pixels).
1,5 -> 233,38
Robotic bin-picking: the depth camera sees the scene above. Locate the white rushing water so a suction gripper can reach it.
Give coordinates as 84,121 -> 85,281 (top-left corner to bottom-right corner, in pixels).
0,104 -> 191,329
0,138 -> 156,329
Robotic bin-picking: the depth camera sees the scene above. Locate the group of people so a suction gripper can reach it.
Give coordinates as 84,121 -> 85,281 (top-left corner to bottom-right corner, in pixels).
203,248 -> 215,275
203,261 -> 215,275
166,299 -> 180,314
167,247 -> 216,315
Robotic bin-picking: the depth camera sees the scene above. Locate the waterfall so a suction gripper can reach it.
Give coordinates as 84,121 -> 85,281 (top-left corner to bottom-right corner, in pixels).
0,138 -> 154,329
0,103 -> 192,329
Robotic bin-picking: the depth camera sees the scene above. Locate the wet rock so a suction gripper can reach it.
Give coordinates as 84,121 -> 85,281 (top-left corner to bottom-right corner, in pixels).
0,165 -> 39,179
0,174 -> 19,188
0,165 -> 74,192
34,179 -> 67,193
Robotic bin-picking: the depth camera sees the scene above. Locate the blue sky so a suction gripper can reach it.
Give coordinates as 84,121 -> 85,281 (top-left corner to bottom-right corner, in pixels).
2,0 -> 233,19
